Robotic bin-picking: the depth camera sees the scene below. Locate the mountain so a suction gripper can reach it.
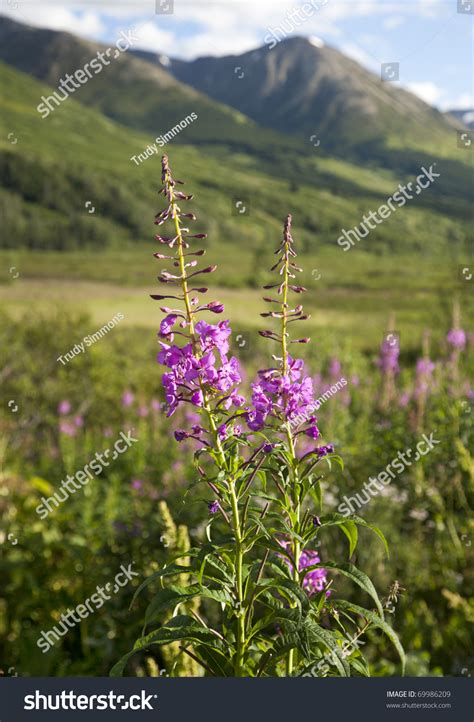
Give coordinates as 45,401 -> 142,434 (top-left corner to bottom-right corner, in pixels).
1,58 -> 470,260
0,15 -> 290,154
135,37 -> 465,166
0,17 -> 471,260
445,109 -> 474,130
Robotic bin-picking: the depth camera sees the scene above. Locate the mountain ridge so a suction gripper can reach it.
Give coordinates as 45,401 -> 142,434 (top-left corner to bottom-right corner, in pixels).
0,17 -> 471,258
133,35 -> 463,162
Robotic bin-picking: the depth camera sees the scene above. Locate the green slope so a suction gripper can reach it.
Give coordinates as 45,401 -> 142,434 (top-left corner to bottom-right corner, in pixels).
0,61 -> 470,265
0,16 -> 305,158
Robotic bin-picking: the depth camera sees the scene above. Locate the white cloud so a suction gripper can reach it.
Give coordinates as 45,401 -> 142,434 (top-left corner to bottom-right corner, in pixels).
439,92 -> 474,111
132,21 -> 175,54
1,0 -> 447,55
383,15 -> 405,29
404,81 -> 444,106
3,4 -> 105,37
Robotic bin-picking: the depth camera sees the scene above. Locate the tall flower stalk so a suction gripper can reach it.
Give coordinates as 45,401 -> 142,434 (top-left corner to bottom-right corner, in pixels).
155,155 -> 247,674
112,156 -> 405,679
259,215 -> 310,672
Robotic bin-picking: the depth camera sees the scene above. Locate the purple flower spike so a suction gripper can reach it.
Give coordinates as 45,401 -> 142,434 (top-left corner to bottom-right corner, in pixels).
279,540 -> 328,596
377,337 -> 400,375
447,328 -> 466,350
122,390 -> 134,407
59,421 -> 76,437
159,314 -> 178,337
206,301 -> 225,314
155,156 -> 245,436
217,423 -> 228,440
329,358 -> 341,377
58,400 -> 71,415
316,444 -> 334,459
305,424 -> 320,439
208,500 -> 220,514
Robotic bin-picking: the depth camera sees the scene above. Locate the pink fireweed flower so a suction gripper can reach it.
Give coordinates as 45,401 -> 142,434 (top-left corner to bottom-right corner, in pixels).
447,328 -> 466,350
414,357 -> 435,398
279,540 -> 329,596
58,400 -> 71,415
59,421 -> 76,437
159,314 -> 179,339
246,356 -> 319,438
122,390 -> 135,407
316,444 -> 334,459
158,321 -> 242,417
377,336 -> 400,374
328,358 -> 341,377
399,391 -> 411,408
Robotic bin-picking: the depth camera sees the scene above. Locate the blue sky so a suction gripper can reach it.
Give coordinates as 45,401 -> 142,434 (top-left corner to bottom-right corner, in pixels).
3,0 -> 473,109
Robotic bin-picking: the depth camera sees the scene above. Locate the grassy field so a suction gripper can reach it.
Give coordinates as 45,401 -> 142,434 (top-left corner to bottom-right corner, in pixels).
1,244 -> 471,353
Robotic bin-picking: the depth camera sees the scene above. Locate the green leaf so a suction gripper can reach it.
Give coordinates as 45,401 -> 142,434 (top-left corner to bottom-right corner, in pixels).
256,618 -> 350,677
256,633 -> 300,676
334,600 -> 405,674
350,656 -> 371,677
110,615 -> 220,677
257,578 -> 310,615
144,585 -> 200,627
309,480 -> 322,513
248,607 -> 301,641
197,548 -> 233,584
199,586 -> 233,605
315,513 -> 389,557
314,562 -> 385,618
193,644 -> 234,677
129,562 -> 194,608
339,520 -> 358,557
304,620 -> 351,677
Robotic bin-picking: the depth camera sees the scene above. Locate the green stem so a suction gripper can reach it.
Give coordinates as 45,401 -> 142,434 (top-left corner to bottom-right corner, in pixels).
280,223 -> 301,676
229,480 -> 245,675
285,420 -> 301,676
